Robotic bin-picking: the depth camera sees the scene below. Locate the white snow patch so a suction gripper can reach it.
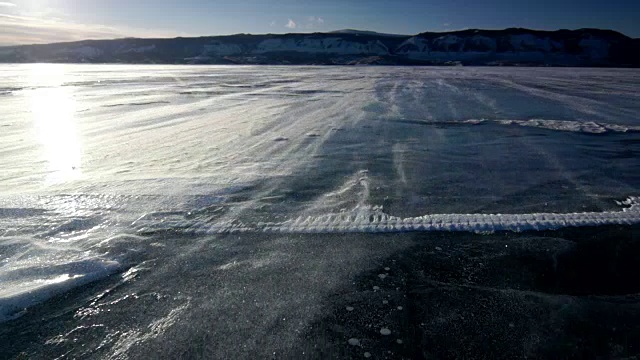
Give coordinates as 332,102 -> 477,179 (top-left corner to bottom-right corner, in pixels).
0,258 -> 120,322
396,36 -> 430,55
433,35 -> 462,51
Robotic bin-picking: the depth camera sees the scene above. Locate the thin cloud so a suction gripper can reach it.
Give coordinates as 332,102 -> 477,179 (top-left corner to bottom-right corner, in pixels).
305,16 -> 325,29
306,16 -> 325,24
285,19 -> 296,29
0,2 -> 16,7
0,13 -> 184,46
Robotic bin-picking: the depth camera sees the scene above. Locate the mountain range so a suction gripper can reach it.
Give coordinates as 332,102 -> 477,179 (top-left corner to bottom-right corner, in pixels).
0,28 -> 638,67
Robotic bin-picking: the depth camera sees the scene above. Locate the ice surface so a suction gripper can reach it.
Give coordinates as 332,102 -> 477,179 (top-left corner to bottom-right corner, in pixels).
0,65 -> 639,335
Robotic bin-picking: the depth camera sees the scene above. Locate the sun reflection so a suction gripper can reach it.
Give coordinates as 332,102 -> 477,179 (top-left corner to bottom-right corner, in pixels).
28,64 -> 82,184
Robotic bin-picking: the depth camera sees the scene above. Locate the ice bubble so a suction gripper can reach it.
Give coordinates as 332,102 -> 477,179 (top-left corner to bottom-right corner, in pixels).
380,328 -> 392,336
348,338 -> 360,346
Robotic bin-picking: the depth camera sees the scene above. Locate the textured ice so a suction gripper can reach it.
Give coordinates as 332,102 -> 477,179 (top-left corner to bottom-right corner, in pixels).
1,65 -> 639,328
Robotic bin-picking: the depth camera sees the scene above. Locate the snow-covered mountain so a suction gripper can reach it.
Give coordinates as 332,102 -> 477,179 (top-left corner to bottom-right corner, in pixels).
0,28 -> 638,66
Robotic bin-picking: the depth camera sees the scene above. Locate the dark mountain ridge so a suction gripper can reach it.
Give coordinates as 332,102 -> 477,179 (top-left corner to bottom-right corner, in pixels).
0,28 -> 638,66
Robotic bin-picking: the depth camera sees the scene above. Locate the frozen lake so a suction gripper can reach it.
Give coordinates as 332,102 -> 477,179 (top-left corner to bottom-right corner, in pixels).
1,65 -> 640,358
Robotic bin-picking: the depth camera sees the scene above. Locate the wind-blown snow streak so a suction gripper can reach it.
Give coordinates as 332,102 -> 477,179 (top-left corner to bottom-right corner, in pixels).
475,119 -> 640,134
134,197 -> 640,235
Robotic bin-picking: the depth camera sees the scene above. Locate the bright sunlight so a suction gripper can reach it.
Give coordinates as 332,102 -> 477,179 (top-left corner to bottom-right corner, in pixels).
28,64 -> 82,184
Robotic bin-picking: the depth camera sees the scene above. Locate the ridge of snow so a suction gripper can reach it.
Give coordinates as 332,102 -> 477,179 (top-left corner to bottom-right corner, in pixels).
396,36 -> 430,55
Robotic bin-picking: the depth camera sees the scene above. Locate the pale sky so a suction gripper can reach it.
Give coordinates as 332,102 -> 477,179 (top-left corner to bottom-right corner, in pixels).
1,0 -> 638,46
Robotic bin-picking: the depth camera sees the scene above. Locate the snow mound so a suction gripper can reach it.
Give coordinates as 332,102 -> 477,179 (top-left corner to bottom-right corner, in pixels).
0,256 -> 120,322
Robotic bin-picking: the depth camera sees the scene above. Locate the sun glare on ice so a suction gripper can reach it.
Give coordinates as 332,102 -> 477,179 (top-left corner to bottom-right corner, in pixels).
28,64 -> 82,184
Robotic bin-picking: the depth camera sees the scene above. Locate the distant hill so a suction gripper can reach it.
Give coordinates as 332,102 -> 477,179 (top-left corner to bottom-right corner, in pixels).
329,29 -> 409,37
0,28 -> 638,67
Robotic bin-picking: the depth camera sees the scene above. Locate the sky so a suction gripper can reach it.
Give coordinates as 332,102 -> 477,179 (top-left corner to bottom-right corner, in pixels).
0,0 -> 638,46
